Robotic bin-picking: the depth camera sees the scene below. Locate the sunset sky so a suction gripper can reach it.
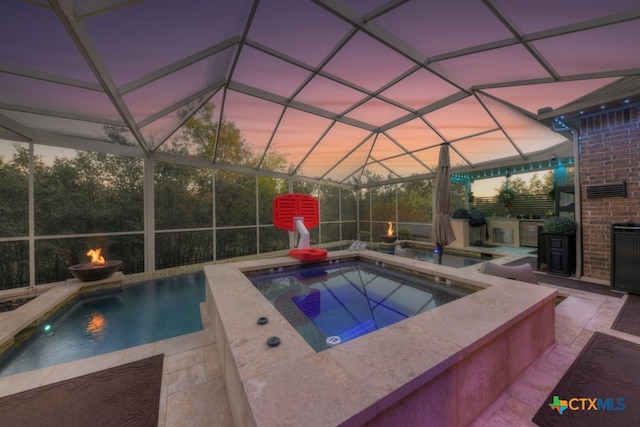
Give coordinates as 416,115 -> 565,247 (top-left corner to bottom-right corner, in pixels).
2,0 -> 639,185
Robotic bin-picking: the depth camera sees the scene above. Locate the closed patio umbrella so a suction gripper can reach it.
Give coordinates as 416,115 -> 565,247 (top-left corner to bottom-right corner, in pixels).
432,142 -> 456,264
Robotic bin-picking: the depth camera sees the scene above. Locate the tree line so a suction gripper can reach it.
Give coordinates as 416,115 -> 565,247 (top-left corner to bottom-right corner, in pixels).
1,104 -> 464,288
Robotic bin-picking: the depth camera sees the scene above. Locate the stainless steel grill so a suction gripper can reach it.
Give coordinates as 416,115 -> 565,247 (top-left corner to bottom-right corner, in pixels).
452,209 -> 487,245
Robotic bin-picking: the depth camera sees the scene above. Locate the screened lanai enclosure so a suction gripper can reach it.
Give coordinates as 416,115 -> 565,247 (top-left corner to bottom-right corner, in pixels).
2,0 -> 640,287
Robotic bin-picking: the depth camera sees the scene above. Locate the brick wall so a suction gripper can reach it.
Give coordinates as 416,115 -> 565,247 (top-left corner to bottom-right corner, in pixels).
580,106 -> 640,281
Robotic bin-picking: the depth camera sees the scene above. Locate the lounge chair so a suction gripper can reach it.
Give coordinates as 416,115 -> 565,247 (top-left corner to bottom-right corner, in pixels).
479,261 -> 539,284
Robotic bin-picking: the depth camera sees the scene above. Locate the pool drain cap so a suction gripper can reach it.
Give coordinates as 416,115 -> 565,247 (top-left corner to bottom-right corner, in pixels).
267,336 -> 280,347
326,336 -> 341,347
257,316 -> 269,325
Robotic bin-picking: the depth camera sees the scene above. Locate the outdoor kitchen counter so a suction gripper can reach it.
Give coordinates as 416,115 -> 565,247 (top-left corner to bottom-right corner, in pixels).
485,218 -> 544,247
445,218 -> 546,249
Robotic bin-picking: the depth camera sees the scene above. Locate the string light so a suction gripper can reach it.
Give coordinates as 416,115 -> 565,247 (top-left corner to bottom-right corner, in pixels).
450,157 -> 572,182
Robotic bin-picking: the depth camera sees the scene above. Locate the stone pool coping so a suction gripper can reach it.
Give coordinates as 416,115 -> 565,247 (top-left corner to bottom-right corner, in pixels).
205,249 -> 558,426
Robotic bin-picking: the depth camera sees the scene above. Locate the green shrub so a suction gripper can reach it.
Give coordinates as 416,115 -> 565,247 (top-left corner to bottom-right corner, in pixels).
398,228 -> 413,240
542,216 -> 577,235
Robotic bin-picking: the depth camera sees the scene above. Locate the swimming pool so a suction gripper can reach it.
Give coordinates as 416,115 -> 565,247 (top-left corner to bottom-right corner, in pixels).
329,242 -> 496,268
248,260 -> 477,351
406,246 -> 493,267
0,271 -> 205,377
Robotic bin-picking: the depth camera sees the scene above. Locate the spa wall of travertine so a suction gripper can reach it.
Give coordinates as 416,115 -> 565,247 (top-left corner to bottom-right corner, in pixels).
205,251 -> 557,427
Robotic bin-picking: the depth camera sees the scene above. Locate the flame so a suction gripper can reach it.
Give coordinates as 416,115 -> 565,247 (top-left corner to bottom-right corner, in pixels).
387,221 -> 394,236
86,248 -> 106,265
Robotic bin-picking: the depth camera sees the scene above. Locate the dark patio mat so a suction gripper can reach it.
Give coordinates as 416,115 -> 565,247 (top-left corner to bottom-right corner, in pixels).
0,354 -> 163,427
533,332 -> 640,426
612,294 -> 640,337
505,256 -> 621,297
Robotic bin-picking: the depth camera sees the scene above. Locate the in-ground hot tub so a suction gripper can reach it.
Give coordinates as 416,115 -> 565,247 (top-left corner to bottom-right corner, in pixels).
246,259 -> 479,352
205,249 -> 557,426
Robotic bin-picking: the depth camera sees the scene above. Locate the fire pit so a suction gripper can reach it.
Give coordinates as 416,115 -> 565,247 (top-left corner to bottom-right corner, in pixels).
68,248 -> 122,282
381,221 -> 398,243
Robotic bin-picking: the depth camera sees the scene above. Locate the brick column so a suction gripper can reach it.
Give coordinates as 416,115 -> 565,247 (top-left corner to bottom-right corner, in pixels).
579,106 -> 640,281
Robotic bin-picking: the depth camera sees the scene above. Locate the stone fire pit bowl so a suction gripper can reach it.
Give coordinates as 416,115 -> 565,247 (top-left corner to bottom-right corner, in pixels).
380,235 -> 398,244
68,260 -> 122,282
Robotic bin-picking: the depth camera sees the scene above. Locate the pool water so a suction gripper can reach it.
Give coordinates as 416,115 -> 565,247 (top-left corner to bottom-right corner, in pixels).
0,271 -> 205,377
249,261 -> 477,352
328,243 -> 493,268
408,247 -> 492,267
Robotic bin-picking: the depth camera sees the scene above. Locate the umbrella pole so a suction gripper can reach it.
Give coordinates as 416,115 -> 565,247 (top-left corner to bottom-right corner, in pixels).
437,243 -> 443,264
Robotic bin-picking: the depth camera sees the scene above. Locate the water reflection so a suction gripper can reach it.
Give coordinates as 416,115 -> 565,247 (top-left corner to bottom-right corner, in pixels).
86,312 -> 107,341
